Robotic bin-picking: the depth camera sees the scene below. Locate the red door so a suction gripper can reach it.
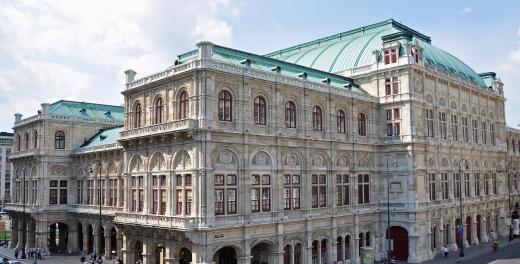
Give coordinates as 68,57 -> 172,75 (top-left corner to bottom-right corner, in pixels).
389,226 -> 409,261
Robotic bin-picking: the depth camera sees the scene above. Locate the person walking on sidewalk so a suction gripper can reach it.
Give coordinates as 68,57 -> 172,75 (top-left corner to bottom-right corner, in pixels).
442,244 -> 449,258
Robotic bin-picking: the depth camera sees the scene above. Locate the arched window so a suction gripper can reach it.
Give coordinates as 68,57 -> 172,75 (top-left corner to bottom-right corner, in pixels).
133,102 -> 142,129
178,91 -> 188,119
54,131 -> 65,149
285,101 -> 296,128
218,90 -> 232,121
253,96 -> 266,125
337,110 -> 346,133
312,106 -> 322,131
358,113 -> 366,136
154,97 -> 163,124
33,130 -> 38,148
24,133 -> 29,150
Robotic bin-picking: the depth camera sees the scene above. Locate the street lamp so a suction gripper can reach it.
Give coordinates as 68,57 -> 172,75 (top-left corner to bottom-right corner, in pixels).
21,167 -> 26,259
386,156 -> 398,262
458,159 -> 468,258
89,165 -> 102,256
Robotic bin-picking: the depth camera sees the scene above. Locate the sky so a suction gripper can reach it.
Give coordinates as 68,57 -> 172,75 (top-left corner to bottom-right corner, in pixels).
1,0 -> 520,132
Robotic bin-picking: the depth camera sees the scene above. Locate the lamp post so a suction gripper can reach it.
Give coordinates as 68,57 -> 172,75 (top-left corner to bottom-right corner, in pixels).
89,165 -> 102,256
21,167 -> 26,259
386,156 -> 398,262
458,159 -> 468,258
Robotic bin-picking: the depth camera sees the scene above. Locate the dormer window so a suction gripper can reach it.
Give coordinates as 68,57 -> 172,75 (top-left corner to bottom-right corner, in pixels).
384,48 -> 398,65
412,47 -> 421,63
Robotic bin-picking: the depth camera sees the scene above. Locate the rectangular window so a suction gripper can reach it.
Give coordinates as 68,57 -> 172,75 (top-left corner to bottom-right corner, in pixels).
462,117 -> 469,142
464,173 -> 470,197
428,173 -> 436,201
384,77 -> 399,95
336,174 -> 350,206
49,189 -> 57,205
357,174 -> 370,204
490,124 -> 496,146
386,108 -> 401,136
131,177 -> 137,211
453,173 -> 461,198
426,109 -> 434,137
283,175 -> 300,210
215,174 -> 237,215
472,119 -> 478,143
384,48 -> 398,64
137,176 -> 144,212
439,112 -> 447,139
450,114 -> 458,141
484,173 -> 490,196
76,180 -> 83,204
441,173 -> 448,200
492,173 -> 497,194
175,174 -> 192,215
311,174 -> 327,208
481,122 -> 487,144
251,174 -> 271,213
474,173 -> 480,196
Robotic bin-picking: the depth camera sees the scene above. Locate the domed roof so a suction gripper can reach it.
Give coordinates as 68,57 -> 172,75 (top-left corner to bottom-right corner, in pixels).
266,19 -> 486,88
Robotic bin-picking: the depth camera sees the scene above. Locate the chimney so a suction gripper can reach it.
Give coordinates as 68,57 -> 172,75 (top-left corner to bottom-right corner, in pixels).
14,113 -> 22,124
124,69 -> 137,83
196,41 -> 214,60
41,103 -> 50,115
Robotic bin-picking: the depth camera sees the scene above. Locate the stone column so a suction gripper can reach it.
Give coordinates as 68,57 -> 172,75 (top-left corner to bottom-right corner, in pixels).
449,219 -> 458,251
317,241 -> 322,264
306,245 -> 313,264
17,221 -> 24,249
331,240 -> 338,263
481,217 -> 489,243
117,229 -> 123,260
122,234 -> 133,264
82,225 -> 89,254
35,220 -> 48,254
104,227 -> 112,259
353,237 -> 360,264
10,217 -> 18,248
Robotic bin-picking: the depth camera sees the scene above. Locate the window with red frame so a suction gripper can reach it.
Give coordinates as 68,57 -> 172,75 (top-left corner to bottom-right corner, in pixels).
285,101 -> 297,128
154,97 -> 163,124
358,113 -> 367,136
337,110 -> 346,134
312,106 -> 323,131
384,48 -> 398,64
179,91 -> 188,119
386,108 -> 401,136
254,96 -> 267,125
176,174 -> 192,215
133,102 -> 142,128
214,174 -> 237,215
251,174 -> 271,212
384,77 -> 400,95
218,90 -> 233,121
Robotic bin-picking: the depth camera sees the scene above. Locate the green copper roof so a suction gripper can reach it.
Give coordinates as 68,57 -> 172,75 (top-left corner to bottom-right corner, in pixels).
266,19 -> 487,88
81,126 -> 123,147
175,45 -> 366,94
49,100 -> 124,121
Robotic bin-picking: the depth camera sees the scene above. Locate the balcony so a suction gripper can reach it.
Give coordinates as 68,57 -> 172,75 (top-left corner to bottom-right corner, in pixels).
69,204 -> 124,216
4,203 -> 68,213
114,212 -> 196,230
120,119 -> 196,141
9,149 -> 41,160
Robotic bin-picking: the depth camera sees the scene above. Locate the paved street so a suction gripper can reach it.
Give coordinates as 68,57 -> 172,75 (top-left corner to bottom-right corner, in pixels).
423,238 -> 520,264
0,247 -> 112,264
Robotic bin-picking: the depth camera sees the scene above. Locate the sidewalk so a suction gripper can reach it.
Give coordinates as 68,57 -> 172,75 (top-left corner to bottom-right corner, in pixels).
422,238 -> 520,264
0,247 -> 84,264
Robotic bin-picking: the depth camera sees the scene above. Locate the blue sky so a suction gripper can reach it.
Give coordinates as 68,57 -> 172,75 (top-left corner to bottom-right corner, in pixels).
0,0 -> 519,131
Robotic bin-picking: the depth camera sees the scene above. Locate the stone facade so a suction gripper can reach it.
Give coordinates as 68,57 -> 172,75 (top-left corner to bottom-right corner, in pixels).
5,21 -> 520,264
0,132 -> 13,209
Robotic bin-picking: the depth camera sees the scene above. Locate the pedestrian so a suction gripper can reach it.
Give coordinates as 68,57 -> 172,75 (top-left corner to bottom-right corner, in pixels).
391,256 -> 396,264
14,247 -> 19,259
442,244 -> 449,258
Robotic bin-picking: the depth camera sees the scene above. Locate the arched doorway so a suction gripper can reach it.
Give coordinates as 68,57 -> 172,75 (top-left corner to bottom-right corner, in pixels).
77,223 -> 83,252
455,218 -> 461,248
476,215 -> 482,242
99,225 -> 105,255
48,223 -> 68,253
388,226 -> 409,261
466,216 -> 472,244
178,247 -> 192,264
87,224 -> 94,254
213,246 -> 237,264
153,244 -> 166,264
110,228 -> 117,257
251,242 -> 272,264
134,240 -> 143,263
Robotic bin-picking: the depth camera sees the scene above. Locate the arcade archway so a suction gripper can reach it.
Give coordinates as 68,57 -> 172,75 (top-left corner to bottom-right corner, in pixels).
48,223 -> 68,253
388,226 -> 408,261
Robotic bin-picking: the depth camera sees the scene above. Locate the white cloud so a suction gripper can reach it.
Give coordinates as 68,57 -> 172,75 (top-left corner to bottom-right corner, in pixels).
0,0 -> 240,131
271,19 -> 283,33
459,6 -> 472,14
499,26 -> 520,127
